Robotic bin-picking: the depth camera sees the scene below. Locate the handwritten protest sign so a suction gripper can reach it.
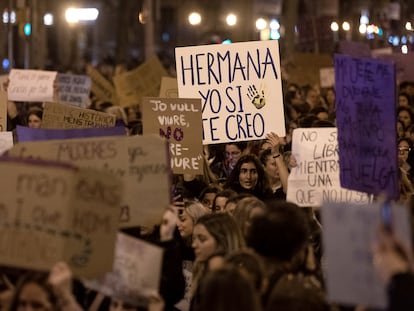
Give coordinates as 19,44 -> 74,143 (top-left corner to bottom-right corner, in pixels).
0,132 -> 13,155
113,56 -> 168,107
159,77 -> 178,98
319,67 -> 335,88
142,97 -> 203,174
322,202 -> 412,308
176,40 -> 285,144
335,55 -> 398,198
42,102 -> 116,129
7,135 -> 171,228
57,73 -> 91,108
287,128 -> 370,207
84,233 -> 163,307
7,69 -> 57,102
86,64 -> 117,103
16,125 -> 125,143
0,75 -> 7,131
0,158 -> 122,278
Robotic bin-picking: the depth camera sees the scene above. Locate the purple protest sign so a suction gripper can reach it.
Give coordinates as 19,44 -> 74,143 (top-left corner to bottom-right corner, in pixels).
16,125 -> 126,142
335,54 -> 398,199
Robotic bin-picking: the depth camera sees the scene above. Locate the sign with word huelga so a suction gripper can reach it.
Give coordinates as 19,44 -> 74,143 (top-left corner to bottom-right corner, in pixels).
42,102 -> 116,129
142,97 -> 203,174
83,233 -> 163,307
7,69 -> 57,102
0,132 -> 13,155
57,73 -> 91,108
7,134 -> 170,228
287,128 -> 370,207
113,56 -> 169,107
322,202 -> 412,309
86,64 -> 117,104
175,40 -> 285,144
335,55 -> 398,199
0,158 -> 122,278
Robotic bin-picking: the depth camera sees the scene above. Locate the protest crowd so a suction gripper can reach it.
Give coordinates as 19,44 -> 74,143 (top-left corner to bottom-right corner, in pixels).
1,39 -> 414,311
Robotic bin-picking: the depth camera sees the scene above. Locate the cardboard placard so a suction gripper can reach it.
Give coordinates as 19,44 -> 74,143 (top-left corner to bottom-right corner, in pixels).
322,202 -> 412,308
0,158 -> 122,278
113,56 -> 169,107
142,97 -> 203,174
57,73 -> 92,108
0,132 -> 13,155
176,40 -> 285,144
86,64 -> 117,103
374,52 -> 414,83
287,128 -> 370,207
83,233 -> 163,307
16,125 -> 126,143
7,69 -> 57,102
159,77 -> 179,98
335,55 -> 398,198
7,135 -> 171,228
42,102 -> 116,129
319,67 -> 335,88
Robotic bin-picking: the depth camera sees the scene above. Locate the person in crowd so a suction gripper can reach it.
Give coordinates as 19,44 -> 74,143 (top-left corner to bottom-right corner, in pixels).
198,185 -> 222,213
397,120 -> 406,139
259,147 -> 289,200
398,92 -> 413,108
398,137 -> 414,183
323,87 -> 335,114
247,201 -> 317,305
212,189 -> 237,213
397,106 -> 414,132
177,201 -> 208,251
26,107 -> 43,129
210,142 -> 247,183
191,213 -> 245,299
372,225 -> 414,311
309,106 -> 329,121
190,266 -> 262,311
232,197 -> 266,239
224,154 -> 271,200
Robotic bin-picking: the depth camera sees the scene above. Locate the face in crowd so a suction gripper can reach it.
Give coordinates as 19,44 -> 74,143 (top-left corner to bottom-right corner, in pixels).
27,114 -> 42,129
15,282 -> 52,311
225,144 -> 242,168
238,162 -> 258,190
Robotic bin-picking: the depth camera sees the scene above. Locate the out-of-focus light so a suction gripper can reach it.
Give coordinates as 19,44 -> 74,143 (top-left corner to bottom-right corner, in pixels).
367,24 -> 375,34
406,22 -> 413,31
2,58 -> 9,69
388,36 -> 394,44
393,36 -> 400,46
342,21 -> 351,31
270,19 -> 280,30
359,24 -> 367,34
402,36 -> 407,44
23,23 -> 31,36
360,16 -> 369,25
378,28 -> 383,36
10,11 -> 15,23
409,36 -> 414,44
256,18 -> 267,30
43,13 -> 53,26
2,10 -> 16,24
65,8 -> 99,23
162,32 -> 170,42
330,22 -> 339,32
2,11 -> 7,24
270,29 -> 280,40
402,45 -> 408,54
222,39 -> 232,44
226,14 -> 237,26
188,12 -> 201,25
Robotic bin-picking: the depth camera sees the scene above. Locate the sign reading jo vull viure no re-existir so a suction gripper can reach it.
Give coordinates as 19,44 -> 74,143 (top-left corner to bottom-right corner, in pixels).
175,40 -> 285,144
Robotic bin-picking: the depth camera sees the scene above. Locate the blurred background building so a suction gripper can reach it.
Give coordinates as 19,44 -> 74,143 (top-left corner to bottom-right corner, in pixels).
0,0 -> 413,73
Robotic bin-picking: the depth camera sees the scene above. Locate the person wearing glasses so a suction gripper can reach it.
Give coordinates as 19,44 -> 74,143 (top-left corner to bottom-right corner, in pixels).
210,142 -> 247,184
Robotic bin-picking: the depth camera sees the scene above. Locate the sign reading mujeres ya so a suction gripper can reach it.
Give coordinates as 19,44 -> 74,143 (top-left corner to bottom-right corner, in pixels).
175,40 -> 285,144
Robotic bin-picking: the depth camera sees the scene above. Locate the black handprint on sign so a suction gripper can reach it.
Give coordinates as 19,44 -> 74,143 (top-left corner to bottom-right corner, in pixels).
247,85 -> 266,109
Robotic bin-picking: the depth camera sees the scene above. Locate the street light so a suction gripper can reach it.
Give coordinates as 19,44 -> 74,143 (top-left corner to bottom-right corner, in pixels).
342,21 -> 350,31
330,22 -> 339,32
188,12 -> 201,26
65,8 -> 99,24
226,14 -> 237,26
43,13 -> 53,26
406,22 -> 413,31
359,24 -> 367,34
256,18 -> 267,31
